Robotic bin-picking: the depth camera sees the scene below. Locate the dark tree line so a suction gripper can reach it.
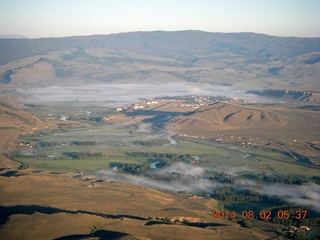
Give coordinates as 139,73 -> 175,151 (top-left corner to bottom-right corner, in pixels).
71,140 -> 96,145
211,187 -> 286,205
116,163 -> 150,175
133,139 -> 170,146
127,152 -> 191,159
126,152 -> 193,166
206,171 -> 320,185
63,151 -> 103,159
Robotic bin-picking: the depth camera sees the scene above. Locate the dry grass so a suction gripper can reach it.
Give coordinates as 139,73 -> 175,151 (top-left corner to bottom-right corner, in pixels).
0,100 -> 54,169
167,102 -> 287,132
0,169 -> 279,240
0,98 -> 316,239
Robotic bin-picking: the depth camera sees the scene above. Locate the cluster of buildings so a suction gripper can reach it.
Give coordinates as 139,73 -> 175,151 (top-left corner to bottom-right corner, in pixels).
115,95 -> 260,113
178,134 -> 205,139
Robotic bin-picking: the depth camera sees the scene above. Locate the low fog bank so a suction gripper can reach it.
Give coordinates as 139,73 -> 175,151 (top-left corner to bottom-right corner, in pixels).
17,83 -> 262,106
94,162 -> 320,213
158,162 -> 205,176
94,169 -> 217,193
235,179 -> 320,213
94,162 -> 218,193
255,182 -> 320,213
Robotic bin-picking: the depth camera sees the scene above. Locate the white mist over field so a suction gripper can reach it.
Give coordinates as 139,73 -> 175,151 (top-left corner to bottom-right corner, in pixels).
95,162 -> 320,213
255,182 -> 320,213
17,83 -> 259,106
95,162 -> 218,193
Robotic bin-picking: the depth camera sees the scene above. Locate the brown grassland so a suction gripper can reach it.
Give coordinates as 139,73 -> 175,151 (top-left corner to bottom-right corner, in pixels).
1,32 -> 320,239
0,100 -> 294,240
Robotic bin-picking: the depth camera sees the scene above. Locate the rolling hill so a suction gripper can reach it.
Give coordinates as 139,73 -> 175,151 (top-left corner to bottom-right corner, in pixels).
0,31 -> 320,65
165,101 -> 320,143
0,100 -> 51,168
0,169 -> 276,240
0,31 -> 320,91
167,102 -> 287,132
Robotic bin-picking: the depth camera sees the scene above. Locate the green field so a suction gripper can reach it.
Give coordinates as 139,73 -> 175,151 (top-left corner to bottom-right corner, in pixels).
16,102 -> 320,179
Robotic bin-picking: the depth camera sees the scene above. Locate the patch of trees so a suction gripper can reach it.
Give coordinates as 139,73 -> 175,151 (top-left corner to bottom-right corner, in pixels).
39,141 -> 59,147
288,231 -> 307,240
206,171 -> 319,185
212,187 -> 262,202
311,176 -> 320,184
116,163 -> 150,175
89,117 -> 103,122
240,172 -> 311,185
127,152 -> 188,159
26,138 -> 40,142
126,152 -> 193,166
133,139 -> 170,146
211,187 -> 287,205
149,172 -> 198,183
268,206 -> 320,228
39,140 -> 97,148
24,103 -> 40,107
63,151 -> 103,159
71,140 -> 96,145
207,172 -> 237,184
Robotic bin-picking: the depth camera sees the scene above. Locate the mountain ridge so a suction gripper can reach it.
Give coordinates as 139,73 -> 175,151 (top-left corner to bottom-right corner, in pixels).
1,30 -> 320,65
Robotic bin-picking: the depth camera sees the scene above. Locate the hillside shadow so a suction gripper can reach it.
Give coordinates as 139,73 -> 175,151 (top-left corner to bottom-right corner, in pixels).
184,222 -> 228,228
0,205 -> 148,226
144,219 -> 228,228
0,170 -> 26,177
125,109 -> 193,128
54,230 -> 129,240
0,205 -> 62,225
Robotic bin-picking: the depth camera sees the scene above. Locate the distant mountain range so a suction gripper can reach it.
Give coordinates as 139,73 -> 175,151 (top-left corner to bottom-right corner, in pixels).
0,34 -> 28,39
0,31 -> 319,91
1,31 -> 320,65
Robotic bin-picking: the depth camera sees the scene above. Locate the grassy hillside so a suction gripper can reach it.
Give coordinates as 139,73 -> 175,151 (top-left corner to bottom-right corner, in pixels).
1,31 -> 320,65
1,31 -> 320,91
165,101 -> 320,167
167,102 -> 287,131
0,100 -> 52,168
0,169 -> 284,240
166,102 -> 319,138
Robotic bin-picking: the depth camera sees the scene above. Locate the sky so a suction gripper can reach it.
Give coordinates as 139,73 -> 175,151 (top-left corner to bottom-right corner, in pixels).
0,0 -> 319,38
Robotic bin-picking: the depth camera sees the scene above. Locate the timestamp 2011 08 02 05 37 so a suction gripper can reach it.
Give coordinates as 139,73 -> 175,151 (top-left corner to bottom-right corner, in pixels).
212,209 -> 307,220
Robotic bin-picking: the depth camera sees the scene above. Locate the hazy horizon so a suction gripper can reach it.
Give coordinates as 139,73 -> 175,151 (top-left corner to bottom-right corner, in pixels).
2,29 -> 320,40
1,0 -> 319,39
